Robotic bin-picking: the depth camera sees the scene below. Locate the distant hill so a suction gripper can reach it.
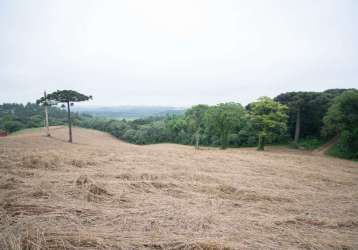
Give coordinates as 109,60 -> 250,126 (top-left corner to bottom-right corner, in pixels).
72,106 -> 186,119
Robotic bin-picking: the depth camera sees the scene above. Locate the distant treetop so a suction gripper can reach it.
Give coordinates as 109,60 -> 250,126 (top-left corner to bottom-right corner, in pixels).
45,90 -> 92,103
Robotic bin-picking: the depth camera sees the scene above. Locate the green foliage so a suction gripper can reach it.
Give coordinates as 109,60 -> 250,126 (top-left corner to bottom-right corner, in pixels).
0,103 -> 74,133
3,120 -> 24,133
185,105 -> 209,133
274,89 -> 352,140
165,115 -> 191,144
291,137 -> 327,150
39,90 -> 92,143
76,116 -> 174,145
205,103 -> 246,149
185,104 -> 209,148
237,120 -> 258,147
323,90 -> 358,159
327,141 -> 357,161
2,88 -> 356,160
323,90 -> 358,135
249,97 -> 288,150
75,101 -> 287,150
38,90 -> 92,104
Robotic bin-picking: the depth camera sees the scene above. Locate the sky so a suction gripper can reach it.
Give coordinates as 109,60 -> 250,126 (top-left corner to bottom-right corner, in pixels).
0,0 -> 357,107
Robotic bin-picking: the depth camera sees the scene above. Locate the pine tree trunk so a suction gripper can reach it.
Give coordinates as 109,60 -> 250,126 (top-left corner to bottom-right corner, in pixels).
67,101 -> 72,143
294,107 -> 300,147
45,105 -> 50,137
44,91 -> 50,137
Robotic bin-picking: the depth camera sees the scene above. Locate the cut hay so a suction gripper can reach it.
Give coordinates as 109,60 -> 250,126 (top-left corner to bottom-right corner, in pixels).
0,127 -> 357,249
0,225 -> 112,250
20,155 -> 60,170
76,175 -> 112,198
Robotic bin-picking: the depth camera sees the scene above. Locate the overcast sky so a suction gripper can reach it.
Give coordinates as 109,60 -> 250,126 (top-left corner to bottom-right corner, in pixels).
0,0 -> 357,107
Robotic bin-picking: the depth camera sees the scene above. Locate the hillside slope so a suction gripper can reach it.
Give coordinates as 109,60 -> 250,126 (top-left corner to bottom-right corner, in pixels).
0,127 -> 357,249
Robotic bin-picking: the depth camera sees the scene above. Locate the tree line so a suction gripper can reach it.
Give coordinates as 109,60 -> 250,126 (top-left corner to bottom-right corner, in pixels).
0,103 -> 81,133
76,88 -> 357,159
0,88 -> 356,159
76,98 -> 288,150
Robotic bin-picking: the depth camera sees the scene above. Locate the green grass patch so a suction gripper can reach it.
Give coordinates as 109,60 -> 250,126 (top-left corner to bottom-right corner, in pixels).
327,143 -> 358,161
11,127 -> 43,135
288,137 -> 328,150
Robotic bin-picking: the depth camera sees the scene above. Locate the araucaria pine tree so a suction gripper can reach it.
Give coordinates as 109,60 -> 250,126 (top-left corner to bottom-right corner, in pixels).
44,90 -> 92,143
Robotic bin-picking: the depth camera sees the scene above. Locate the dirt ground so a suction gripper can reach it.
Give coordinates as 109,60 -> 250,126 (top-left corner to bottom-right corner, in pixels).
0,127 -> 357,249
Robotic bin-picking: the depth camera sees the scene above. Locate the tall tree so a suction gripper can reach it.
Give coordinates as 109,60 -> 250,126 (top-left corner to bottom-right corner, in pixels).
274,89 -> 353,146
185,104 -> 209,149
274,92 -> 308,146
205,102 -> 245,149
322,90 -> 358,159
44,90 -> 92,143
250,97 -> 288,151
36,91 -> 55,137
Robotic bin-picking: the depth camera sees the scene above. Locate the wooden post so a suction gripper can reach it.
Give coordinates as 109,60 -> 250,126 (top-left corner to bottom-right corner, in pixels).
44,91 -> 50,137
67,101 -> 73,143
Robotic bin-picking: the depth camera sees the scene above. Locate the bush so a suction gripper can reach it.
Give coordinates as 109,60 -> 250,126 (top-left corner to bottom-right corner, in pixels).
328,143 -> 358,160
327,130 -> 358,160
3,120 -> 24,133
293,137 -> 327,150
323,90 -> 358,159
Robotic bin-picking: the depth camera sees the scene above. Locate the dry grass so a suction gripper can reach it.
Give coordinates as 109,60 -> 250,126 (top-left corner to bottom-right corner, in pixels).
0,126 -> 357,249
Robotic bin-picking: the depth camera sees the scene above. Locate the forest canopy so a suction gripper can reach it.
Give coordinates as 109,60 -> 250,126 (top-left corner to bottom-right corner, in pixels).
0,103 -> 82,133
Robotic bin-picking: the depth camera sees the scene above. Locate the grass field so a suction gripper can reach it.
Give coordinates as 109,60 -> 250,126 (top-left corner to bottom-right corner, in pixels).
10,127 -> 44,135
0,127 -> 357,249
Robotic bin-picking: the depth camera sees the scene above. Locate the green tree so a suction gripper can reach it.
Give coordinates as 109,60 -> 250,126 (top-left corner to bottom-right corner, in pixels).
274,92 -> 312,147
3,120 -> 24,133
39,90 -> 92,143
322,90 -> 358,159
205,102 -> 245,149
0,103 -> 72,133
274,89 -> 352,146
185,104 -> 209,149
250,97 -> 288,150
165,115 -> 189,143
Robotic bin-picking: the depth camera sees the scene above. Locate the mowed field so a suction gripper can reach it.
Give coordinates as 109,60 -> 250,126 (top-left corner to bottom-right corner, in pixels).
0,127 -> 357,249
